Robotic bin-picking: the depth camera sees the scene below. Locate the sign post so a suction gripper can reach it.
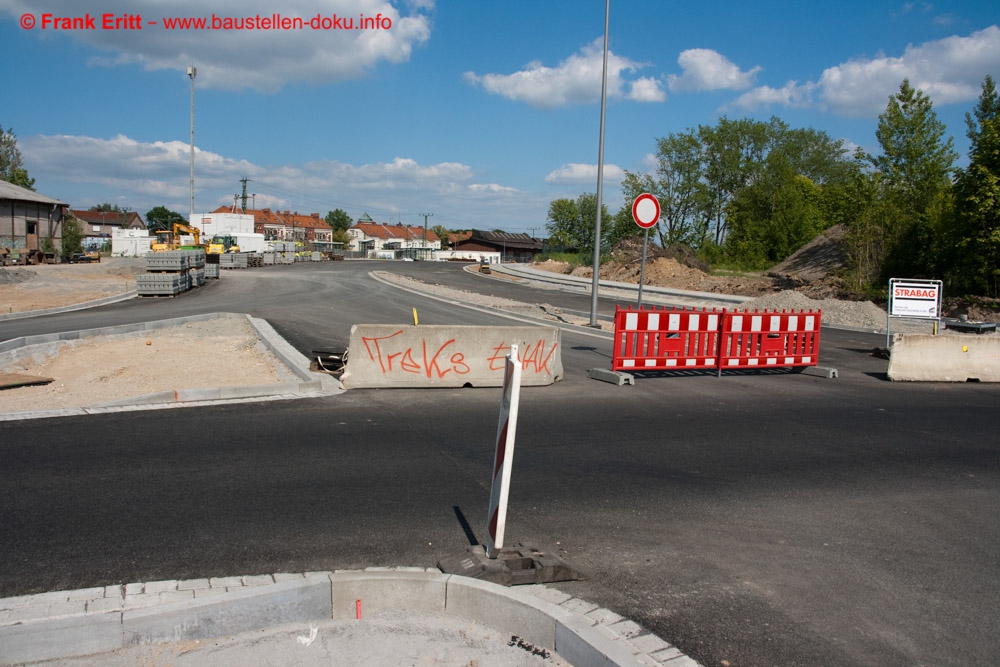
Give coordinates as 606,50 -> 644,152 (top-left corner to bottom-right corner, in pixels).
631,193 -> 660,309
887,278 -> 943,347
485,344 -> 522,558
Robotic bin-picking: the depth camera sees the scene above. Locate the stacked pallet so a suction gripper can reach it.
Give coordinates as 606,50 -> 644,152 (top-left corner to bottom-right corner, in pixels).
137,249 -> 206,296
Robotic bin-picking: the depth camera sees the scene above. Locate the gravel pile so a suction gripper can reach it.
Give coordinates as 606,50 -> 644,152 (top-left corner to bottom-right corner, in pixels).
739,290 -> 888,329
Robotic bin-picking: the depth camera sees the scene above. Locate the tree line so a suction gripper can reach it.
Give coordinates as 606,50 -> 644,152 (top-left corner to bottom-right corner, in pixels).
547,76 -> 999,299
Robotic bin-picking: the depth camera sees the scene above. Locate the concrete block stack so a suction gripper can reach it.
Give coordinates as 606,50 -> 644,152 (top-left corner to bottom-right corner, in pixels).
219,253 -> 249,269
136,249 -> 206,297
274,242 -> 296,265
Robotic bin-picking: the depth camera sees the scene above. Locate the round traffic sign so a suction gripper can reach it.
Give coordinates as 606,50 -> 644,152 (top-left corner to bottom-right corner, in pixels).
632,193 -> 660,229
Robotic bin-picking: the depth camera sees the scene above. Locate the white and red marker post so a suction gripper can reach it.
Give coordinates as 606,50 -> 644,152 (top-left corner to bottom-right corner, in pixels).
485,343 -> 522,558
632,193 -> 660,309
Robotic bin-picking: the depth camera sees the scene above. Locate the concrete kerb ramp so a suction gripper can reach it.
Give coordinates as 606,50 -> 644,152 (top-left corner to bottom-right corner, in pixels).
887,333 -> 1000,382
340,324 -> 563,388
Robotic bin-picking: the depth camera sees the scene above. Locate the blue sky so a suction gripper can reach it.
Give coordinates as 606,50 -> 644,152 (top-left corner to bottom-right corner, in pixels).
1,0 -> 998,233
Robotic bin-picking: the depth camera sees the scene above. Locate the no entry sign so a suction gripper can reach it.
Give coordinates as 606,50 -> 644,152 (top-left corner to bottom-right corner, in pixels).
632,193 -> 660,229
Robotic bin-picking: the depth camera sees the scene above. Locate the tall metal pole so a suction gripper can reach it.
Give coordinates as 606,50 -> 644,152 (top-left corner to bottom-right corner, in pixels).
589,0 -> 610,327
188,66 -> 197,219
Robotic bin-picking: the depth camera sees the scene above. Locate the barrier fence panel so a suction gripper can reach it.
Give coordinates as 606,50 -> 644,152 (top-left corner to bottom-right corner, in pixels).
612,306 -> 724,371
718,310 -> 822,371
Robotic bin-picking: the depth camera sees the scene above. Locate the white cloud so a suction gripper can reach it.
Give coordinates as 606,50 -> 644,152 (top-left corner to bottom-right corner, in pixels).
628,77 -> 667,103
731,81 -> 816,111
818,26 -> 1000,115
469,183 -> 518,194
1,0 -> 432,93
464,38 -> 657,109
732,25 -> 1000,116
667,49 -> 761,92
544,163 -> 625,184
18,133 -> 498,219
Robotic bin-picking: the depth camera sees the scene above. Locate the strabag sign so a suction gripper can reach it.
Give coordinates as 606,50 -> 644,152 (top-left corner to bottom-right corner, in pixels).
889,279 -> 941,319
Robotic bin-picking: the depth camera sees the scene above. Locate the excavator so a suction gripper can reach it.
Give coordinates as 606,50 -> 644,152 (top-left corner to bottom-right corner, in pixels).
151,223 -> 202,251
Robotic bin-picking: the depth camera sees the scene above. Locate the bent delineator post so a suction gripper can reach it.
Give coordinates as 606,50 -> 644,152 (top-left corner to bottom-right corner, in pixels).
485,344 -> 522,558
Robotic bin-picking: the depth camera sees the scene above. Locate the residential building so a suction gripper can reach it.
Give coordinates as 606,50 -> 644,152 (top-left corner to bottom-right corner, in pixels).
209,207 -> 333,244
69,209 -> 146,238
347,213 -> 441,258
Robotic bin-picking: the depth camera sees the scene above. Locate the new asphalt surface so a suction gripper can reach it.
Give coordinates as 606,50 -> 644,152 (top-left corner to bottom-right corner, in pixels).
2,260 -> 998,666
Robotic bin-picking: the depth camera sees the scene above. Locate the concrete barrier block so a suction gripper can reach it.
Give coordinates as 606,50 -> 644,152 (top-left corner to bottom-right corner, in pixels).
0,611 -> 123,664
122,575 -> 330,645
329,571 -> 448,620
444,576 -> 561,650
888,334 -> 1000,382
341,324 -> 563,388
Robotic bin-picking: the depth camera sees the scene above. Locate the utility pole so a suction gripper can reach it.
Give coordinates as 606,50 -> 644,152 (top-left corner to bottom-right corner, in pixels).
419,212 -> 433,247
188,66 -> 197,219
239,177 -> 252,213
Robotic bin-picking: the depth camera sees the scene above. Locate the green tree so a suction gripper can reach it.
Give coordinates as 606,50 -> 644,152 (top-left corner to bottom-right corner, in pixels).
950,75 -> 1000,296
60,215 -> 84,256
91,202 -> 124,213
324,209 -> 352,232
145,206 -> 186,231
545,193 -> 608,254
698,117 -> 771,245
0,124 -> 35,190
866,79 -> 957,278
430,224 -> 450,246
622,130 -> 707,248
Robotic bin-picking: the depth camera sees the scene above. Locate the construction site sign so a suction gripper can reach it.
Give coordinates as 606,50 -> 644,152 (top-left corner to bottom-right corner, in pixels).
889,279 -> 942,319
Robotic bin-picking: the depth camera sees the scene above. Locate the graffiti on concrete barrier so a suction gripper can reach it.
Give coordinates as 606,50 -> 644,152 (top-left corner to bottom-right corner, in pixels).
361,330 -> 558,378
361,330 -> 470,379
487,341 -> 558,374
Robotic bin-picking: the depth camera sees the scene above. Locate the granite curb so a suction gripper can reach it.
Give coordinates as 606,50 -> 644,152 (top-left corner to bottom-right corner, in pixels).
0,569 -> 701,667
0,291 -> 138,321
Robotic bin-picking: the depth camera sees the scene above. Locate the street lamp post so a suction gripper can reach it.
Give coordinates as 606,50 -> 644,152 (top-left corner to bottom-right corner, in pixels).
188,66 -> 197,219
589,0 -> 610,327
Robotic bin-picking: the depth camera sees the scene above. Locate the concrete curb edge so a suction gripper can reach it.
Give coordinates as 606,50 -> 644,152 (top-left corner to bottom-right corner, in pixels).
0,570 -> 701,667
0,312 -> 342,422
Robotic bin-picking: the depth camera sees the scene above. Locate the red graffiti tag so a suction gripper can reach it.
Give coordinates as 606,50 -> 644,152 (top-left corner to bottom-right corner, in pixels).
487,340 -> 558,374
362,331 -> 471,378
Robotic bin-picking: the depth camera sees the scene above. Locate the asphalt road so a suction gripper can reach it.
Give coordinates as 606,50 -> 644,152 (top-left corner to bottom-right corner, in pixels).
2,261 -> 998,667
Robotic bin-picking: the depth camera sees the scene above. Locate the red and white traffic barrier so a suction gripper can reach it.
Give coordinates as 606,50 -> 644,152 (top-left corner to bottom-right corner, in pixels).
719,310 -> 821,370
610,306 -> 823,374
485,343 -> 522,558
612,305 -> 724,371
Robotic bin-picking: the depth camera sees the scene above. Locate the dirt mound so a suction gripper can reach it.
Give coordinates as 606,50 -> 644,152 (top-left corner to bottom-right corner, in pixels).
535,259 -> 572,274
0,268 -> 37,286
769,224 -> 847,282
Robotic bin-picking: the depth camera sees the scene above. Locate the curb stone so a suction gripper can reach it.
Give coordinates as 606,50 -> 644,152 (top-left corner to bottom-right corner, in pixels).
0,569 -> 702,667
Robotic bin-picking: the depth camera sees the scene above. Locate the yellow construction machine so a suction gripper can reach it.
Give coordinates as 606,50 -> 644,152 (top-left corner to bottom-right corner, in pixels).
206,234 -> 241,254
151,223 -> 202,251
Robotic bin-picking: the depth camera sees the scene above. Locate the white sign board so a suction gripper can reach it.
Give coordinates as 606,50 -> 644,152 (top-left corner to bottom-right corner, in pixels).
889,279 -> 941,319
